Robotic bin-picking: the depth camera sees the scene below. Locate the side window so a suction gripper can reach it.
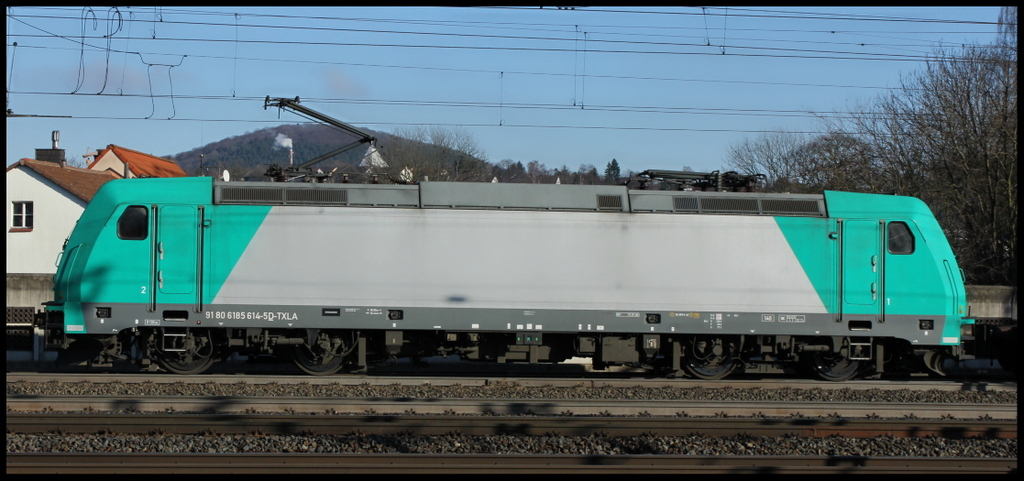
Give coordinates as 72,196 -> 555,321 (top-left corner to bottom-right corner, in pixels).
12,201 -> 33,230
887,221 -> 915,255
118,205 -> 148,240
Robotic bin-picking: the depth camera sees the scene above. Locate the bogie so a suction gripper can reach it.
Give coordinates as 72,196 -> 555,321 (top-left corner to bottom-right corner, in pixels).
149,328 -> 218,375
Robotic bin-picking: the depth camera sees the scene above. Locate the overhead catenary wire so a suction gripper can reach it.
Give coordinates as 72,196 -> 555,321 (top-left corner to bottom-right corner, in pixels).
6,41 -> 922,92
5,7 -> 1008,151
8,9 -> 1006,63
5,89 -> 951,125
7,29 -> 989,63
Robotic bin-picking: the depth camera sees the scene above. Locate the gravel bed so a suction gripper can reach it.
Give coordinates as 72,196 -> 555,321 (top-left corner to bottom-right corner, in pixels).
6,381 -> 1018,404
8,381 -> 1016,456
7,432 -> 1017,457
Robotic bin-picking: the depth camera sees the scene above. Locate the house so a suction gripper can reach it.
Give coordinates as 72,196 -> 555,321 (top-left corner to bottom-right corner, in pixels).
6,158 -> 119,275
7,138 -> 187,310
87,144 -> 188,178
6,158 -> 118,309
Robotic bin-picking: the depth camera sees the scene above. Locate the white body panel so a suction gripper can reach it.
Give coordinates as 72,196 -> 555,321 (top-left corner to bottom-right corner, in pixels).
215,207 -> 827,313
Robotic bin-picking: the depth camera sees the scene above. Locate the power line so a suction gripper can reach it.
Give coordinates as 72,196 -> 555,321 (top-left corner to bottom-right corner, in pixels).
7,42 -> 909,92
34,5 -> 998,27
8,14 -> 997,64
506,6 -> 1002,25
1,112 -> 837,135
6,89 -> 942,124
8,30 -> 990,64
12,10 -> 998,48
6,7 -> 1005,157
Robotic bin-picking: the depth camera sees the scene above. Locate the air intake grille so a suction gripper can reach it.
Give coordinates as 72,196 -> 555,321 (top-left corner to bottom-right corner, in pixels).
672,196 -> 699,212
220,187 -> 284,203
761,199 -> 823,215
596,195 -> 624,210
218,186 -> 350,205
286,188 -> 348,204
655,194 -> 824,216
701,197 -> 759,213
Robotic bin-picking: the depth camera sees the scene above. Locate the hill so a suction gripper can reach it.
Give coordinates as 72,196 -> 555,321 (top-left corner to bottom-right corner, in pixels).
169,123 -> 392,181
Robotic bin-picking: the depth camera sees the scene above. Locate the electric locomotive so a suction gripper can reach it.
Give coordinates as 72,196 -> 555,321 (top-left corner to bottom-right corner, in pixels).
39,171 -> 975,380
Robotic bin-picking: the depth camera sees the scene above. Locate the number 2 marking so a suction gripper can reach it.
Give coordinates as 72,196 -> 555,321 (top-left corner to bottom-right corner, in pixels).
141,286 -> 147,294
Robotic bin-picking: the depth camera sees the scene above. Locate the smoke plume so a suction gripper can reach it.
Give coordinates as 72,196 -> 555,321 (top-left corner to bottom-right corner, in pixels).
274,133 -> 293,149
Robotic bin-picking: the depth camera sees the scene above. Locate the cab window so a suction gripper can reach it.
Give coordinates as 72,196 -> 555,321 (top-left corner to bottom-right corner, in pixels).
117,205 -> 148,240
887,221 -> 915,254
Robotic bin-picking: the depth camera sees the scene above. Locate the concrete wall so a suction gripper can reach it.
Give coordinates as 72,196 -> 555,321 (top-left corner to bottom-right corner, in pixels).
6,274 -> 54,310
966,285 -> 1017,320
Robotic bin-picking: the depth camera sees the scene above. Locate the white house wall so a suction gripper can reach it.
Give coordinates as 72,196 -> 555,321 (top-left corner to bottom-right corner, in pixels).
6,167 -> 86,274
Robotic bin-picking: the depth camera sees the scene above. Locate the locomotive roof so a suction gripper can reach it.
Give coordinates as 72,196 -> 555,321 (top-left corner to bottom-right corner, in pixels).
88,177 -> 936,220
212,179 -> 828,217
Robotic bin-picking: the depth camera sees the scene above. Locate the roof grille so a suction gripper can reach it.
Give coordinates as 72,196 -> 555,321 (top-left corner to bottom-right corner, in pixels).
597,195 -> 623,210
672,196 -> 699,212
285,188 -> 348,204
760,198 -> 823,215
219,187 -> 284,203
701,197 -> 759,213
218,185 -> 350,205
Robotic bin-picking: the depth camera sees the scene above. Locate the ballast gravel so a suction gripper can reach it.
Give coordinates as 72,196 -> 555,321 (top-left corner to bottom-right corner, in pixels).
6,380 -> 1018,404
7,381 -> 1017,457
7,432 -> 1017,457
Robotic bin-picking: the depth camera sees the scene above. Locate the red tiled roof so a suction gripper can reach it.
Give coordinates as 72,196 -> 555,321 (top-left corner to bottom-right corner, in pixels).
7,159 -> 119,202
89,144 -> 187,178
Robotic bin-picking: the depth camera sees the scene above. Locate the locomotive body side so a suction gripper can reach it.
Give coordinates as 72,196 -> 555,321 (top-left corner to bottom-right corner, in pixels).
211,207 -> 828,333
41,177 -> 971,379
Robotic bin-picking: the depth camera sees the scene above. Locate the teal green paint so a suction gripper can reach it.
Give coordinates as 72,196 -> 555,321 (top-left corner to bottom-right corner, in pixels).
825,191 -> 968,345
883,221 -> 945,314
773,216 -> 837,313
842,220 -> 880,309
824,190 -> 933,220
48,177 -> 269,333
71,178 -> 212,306
157,205 -> 199,305
204,204 -> 271,303
50,244 -> 85,329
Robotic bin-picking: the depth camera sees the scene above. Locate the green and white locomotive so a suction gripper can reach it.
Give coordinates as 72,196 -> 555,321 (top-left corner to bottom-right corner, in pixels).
41,170 -> 975,380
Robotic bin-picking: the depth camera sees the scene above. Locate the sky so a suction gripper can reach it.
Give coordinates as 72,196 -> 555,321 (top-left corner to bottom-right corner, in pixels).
5,6 -> 1007,176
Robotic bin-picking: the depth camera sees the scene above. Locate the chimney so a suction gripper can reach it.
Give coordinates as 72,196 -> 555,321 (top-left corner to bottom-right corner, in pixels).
289,147 -> 294,166
35,130 -> 66,164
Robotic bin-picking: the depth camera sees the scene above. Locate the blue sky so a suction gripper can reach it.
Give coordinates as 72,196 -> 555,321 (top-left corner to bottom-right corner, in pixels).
5,6 -> 1006,176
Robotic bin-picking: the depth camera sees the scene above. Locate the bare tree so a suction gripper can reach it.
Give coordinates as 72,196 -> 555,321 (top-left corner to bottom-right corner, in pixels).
526,160 -> 549,183
788,131 -> 880,193
847,39 -> 1017,285
725,12 -> 1016,285
726,130 -> 810,192
378,126 -> 489,182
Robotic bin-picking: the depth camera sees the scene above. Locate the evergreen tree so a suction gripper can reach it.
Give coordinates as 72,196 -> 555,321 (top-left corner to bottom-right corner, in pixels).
604,159 -> 621,184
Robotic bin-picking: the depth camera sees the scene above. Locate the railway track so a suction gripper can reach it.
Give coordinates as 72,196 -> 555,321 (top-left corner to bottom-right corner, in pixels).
6,452 -> 1017,474
7,412 -> 1017,439
9,372 -> 1015,474
6,369 -> 1017,389
6,395 -> 1018,419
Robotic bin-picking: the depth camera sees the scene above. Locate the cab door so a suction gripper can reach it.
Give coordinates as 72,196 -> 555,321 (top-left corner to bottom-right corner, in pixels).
841,219 -> 882,322
154,205 -> 203,311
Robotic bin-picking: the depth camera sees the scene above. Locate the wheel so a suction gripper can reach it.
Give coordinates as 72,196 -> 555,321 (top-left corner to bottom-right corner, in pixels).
682,335 -> 740,380
156,330 -> 216,375
291,332 -> 348,376
805,351 -> 862,382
